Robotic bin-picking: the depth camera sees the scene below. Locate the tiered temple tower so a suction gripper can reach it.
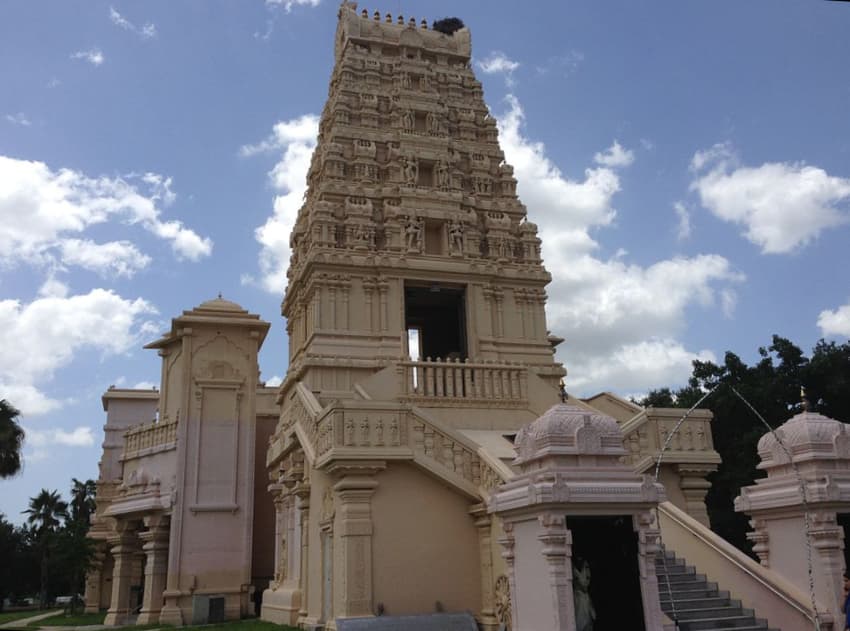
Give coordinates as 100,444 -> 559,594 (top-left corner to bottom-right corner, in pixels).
263,3 -> 565,628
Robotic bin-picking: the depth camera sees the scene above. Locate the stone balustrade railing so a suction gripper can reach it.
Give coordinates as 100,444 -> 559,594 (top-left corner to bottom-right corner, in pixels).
123,418 -> 178,458
309,402 -> 507,498
399,358 -> 527,405
619,407 -> 719,471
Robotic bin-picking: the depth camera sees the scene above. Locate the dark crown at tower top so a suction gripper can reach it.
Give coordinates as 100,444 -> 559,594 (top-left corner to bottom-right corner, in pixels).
336,2 -> 472,61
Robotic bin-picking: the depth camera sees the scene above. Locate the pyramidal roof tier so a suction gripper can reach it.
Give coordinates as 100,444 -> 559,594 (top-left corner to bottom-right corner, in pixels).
282,1 -> 549,314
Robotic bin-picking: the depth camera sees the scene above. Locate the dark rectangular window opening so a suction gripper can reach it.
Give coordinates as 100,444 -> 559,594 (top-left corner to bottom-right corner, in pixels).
405,283 -> 467,361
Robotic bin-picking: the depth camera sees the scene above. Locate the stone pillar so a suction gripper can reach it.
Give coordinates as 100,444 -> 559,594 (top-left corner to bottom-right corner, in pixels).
136,515 -> 170,625
83,546 -> 106,613
497,522 -> 517,631
470,505 -> 499,631
104,521 -> 139,626
635,511 -> 666,631
736,407 -> 850,625
677,464 -> 714,527
537,513 -> 574,629
295,481 -> 311,625
330,462 -> 383,621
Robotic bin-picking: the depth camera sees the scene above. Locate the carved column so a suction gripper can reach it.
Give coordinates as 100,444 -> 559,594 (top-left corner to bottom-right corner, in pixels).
329,462 -> 384,620
362,278 -> 375,333
635,511 -> 666,631
83,545 -> 106,613
537,513 -> 574,629
136,515 -> 170,625
497,522 -> 517,631
470,505 -> 499,631
494,290 -> 504,338
104,520 -> 139,626
294,480 -> 311,624
677,464 -> 714,527
811,511 -> 846,618
377,279 -> 389,332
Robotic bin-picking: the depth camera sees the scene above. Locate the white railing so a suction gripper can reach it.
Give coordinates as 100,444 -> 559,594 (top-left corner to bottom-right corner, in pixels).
400,358 -> 527,402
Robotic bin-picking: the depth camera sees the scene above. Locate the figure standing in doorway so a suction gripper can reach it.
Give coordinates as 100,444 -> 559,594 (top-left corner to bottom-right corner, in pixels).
573,557 -> 595,631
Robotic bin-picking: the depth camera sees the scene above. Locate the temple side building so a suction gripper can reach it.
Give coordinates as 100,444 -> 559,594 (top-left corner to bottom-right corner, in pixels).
86,4 -> 746,630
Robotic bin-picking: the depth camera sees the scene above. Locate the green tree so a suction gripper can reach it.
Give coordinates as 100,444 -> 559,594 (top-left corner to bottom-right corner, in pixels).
23,489 -> 68,608
59,479 -> 96,613
0,400 -> 25,479
68,479 -> 96,527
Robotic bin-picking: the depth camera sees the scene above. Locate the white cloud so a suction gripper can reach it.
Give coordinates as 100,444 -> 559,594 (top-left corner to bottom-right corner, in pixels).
477,52 -> 520,86
132,381 -> 158,390
37,276 -> 69,299
46,78 -> 61,89
674,201 -> 691,241
264,375 -> 282,387
0,289 -> 157,415
818,301 -> 850,338
70,48 -> 105,66
497,96 -> 742,395
5,113 -> 31,127
241,114 -> 319,293
691,142 -> 850,254
535,51 -> 584,77
110,7 -> 157,39
23,426 -> 97,461
266,0 -> 321,10
593,140 -> 635,168
568,339 -> 716,394
59,239 -> 151,277
26,426 -> 95,448
0,156 -> 212,273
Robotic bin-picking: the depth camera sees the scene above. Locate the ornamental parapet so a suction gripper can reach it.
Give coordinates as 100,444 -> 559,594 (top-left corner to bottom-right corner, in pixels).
312,401 -> 509,499
619,406 -> 720,472
399,358 -> 528,407
268,381 -> 510,500
122,417 -> 178,460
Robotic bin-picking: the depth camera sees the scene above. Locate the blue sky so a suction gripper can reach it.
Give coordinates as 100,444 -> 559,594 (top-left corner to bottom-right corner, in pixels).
2,0 -> 849,521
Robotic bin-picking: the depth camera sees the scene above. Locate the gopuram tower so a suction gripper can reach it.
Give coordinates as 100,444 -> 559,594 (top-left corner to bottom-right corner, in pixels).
263,3 -> 565,628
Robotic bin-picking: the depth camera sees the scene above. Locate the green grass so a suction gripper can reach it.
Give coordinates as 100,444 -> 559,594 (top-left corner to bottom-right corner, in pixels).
31,612 -> 105,627
0,611 -> 45,625
180,620 -> 297,631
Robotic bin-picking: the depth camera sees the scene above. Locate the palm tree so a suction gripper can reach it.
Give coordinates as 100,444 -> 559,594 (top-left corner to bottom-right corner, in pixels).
69,479 -> 96,528
23,490 -> 68,608
0,400 -> 25,479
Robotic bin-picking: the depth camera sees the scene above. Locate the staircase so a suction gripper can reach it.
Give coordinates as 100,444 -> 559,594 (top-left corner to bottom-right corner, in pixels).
655,550 -> 780,631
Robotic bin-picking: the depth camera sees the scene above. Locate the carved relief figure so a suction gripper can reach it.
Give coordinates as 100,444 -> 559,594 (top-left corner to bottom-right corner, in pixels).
401,109 -> 414,131
435,159 -> 450,190
404,216 -> 424,252
402,155 -> 419,186
448,219 -> 464,254
426,111 -> 442,135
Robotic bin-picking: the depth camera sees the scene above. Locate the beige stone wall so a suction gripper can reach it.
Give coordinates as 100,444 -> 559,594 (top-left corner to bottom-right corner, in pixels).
371,463 -> 481,615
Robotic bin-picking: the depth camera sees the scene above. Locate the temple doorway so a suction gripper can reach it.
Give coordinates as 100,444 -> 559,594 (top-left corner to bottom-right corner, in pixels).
567,515 -> 646,631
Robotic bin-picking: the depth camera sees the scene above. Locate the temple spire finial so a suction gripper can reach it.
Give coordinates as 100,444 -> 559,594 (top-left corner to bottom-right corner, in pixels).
801,385 -> 811,412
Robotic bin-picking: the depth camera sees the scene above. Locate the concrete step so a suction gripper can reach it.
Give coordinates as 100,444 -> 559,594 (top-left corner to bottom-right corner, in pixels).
656,547 -> 780,631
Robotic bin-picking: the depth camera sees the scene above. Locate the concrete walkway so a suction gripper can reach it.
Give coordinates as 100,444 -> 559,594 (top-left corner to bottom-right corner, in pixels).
0,611 -> 63,629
